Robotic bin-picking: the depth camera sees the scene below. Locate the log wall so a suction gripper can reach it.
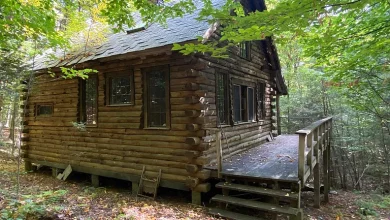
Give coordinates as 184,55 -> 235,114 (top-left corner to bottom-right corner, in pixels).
21,39 -> 279,192
196,34 -> 278,164
22,51 -> 214,191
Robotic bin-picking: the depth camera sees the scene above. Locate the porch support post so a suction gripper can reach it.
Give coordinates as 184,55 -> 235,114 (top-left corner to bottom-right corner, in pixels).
216,130 -> 222,178
91,174 -> 100,187
191,191 -> 201,205
25,161 -> 33,172
51,167 -> 60,178
323,148 -> 329,203
276,94 -> 281,135
314,162 -> 321,208
132,181 -> 139,196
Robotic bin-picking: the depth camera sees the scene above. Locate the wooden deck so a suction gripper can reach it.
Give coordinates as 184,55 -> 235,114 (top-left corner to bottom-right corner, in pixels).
207,118 -> 332,220
206,134 -> 300,182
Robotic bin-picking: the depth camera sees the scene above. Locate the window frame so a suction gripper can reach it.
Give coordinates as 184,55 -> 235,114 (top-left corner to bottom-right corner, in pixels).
105,71 -> 134,106
233,84 -> 256,124
247,87 -> 255,122
143,65 -> 170,129
216,72 -> 229,126
238,41 -> 251,60
35,103 -> 54,117
233,84 -> 242,123
79,74 -> 98,127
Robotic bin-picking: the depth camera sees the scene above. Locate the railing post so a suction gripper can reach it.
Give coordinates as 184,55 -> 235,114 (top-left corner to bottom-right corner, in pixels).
216,130 -> 222,178
313,127 -> 319,159
296,117 -> 333,209
307,132 -> 313,175
298,134 -> 306,182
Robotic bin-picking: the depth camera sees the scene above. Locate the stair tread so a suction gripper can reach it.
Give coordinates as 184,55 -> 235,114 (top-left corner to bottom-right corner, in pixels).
216,182 -> 299,200
211,195 -> 300,216
209,208 -> 262,220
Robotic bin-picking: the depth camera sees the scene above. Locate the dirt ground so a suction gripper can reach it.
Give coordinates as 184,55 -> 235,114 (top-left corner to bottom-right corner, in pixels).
1,150 -> 389,219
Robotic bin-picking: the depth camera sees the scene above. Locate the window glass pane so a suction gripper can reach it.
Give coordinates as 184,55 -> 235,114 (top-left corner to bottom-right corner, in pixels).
241,86 -> 248,121
248,87 -> 254,121
239,42 -> 249,59
147,70 -> 167,127
85,76 -> 97,125
37,105 -> 53,116
233,85 -> 241,122
110,77 -> 131,105
216,73 -> 227,125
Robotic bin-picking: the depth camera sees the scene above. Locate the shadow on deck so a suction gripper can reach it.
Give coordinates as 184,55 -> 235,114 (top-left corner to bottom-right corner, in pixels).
206,134 -> 300,182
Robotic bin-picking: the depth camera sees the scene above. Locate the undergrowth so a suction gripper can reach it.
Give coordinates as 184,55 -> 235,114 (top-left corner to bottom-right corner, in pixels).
0,189 -> 67,220
355,194 -> 390,218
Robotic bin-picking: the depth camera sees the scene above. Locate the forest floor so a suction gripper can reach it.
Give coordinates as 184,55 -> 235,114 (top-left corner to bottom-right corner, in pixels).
1,150 -> 390,219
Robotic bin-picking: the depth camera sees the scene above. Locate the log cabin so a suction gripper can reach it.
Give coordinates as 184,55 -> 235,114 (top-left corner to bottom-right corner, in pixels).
21,0 -> 288,206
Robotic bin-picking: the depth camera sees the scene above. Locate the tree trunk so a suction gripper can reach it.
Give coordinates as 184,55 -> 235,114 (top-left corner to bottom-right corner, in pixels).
10,95 -> 19,155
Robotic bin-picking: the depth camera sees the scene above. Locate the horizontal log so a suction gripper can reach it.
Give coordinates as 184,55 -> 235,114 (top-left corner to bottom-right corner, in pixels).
186,177 -> 199,188
27,153 -> 188,183
184,151 -> 201,159
185,110 -> 201,118
185,137 -> 201,146
28,127 -> 204,137
185,96 -> 199,104
185,83 -> 199,91
186,124 -> 200,131
185,164 -> 200,173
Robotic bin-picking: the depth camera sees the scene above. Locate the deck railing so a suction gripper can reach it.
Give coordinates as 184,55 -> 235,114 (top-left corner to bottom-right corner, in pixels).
296,117 -> 332,183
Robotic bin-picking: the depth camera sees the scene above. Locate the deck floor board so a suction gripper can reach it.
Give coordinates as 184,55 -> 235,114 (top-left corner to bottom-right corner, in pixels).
207,135 -> 300,182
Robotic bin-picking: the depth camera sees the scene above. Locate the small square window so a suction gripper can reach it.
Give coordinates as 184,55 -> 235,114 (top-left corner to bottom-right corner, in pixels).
106,72 -> 134,106
35,103 -> 53,116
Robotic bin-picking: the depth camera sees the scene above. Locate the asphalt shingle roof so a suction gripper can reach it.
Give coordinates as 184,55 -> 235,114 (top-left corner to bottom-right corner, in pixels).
33,0 -> 224,70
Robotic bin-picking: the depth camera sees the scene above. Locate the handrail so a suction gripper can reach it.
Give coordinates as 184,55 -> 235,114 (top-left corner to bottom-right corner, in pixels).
296,117 -> 333,135
295,117 -> 333,183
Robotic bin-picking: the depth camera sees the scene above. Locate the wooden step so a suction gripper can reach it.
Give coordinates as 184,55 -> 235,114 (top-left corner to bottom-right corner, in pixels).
211,195 -> 300,216
216,182 -> 299,200
209,208 -> 262,220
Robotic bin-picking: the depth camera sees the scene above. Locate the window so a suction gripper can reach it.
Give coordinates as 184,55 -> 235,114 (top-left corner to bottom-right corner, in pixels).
233,85 -> 255,123
258,82 -> 266,119
238,42 -> 250,59
106,72 -> 134,105
80,75 -> 98,126
248,87 -> 254,121
35,103 -> 53,116
216,73 -> 229,125
143,65 -> 170,128
233,85 -> 241,122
